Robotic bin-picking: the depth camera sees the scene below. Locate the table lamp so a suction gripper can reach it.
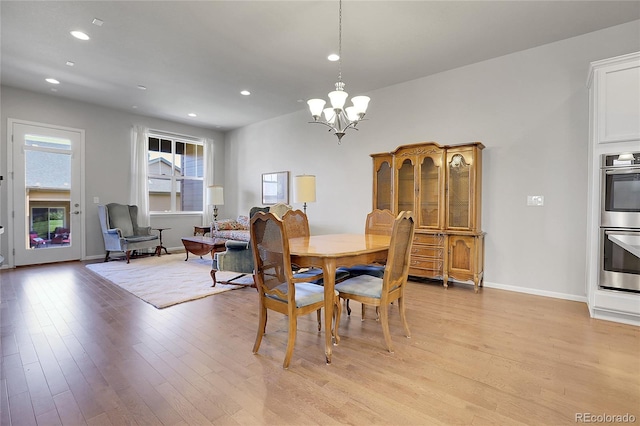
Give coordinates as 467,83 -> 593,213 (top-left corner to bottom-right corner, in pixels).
207,185 -> 224,221
294,175 -> 316,214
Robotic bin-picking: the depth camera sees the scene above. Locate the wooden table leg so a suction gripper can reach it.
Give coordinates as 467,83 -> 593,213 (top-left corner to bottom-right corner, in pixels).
322,258 -> 337,364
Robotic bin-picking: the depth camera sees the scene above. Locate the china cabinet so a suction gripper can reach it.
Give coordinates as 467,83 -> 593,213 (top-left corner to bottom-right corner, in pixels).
372,141 -> 485,292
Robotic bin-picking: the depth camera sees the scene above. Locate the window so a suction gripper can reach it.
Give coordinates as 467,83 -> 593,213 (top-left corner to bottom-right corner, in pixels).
148,134 -> 204,213
31,207 -> 66,239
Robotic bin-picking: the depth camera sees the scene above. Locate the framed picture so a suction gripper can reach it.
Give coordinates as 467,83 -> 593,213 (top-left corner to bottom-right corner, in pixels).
262,171 -> 289,205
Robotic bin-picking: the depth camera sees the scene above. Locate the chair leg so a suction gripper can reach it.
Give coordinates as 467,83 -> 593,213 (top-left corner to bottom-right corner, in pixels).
210,270 -> 218,287
283,314 -> 297,369
346,299 -> 351,316
316,309 -> 322,332
333,298 -> 341,345
398,296 -> 411,338
253,305 -> 267,354
104,251 -> 110,262
126,250 -> 131,264
379,304 -> 394,353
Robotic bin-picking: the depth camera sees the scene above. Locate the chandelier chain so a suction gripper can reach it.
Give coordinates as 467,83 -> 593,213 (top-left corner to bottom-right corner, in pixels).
338,0 -> 342,84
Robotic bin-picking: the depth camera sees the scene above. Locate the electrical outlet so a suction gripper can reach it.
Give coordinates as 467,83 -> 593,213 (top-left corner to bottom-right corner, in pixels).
527,195 -> 544,206
93,197 -> 100,204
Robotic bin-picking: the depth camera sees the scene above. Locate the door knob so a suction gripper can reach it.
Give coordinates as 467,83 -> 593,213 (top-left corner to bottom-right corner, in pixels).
73,211 -> 81,215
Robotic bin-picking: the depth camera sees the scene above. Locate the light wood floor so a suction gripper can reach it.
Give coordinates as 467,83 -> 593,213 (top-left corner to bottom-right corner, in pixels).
1,261 -> 638,425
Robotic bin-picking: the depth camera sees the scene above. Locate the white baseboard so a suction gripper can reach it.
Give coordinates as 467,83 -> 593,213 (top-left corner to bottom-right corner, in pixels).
84,246 -> 188,262
591,307 -> 640,327
482,280 -> 588,303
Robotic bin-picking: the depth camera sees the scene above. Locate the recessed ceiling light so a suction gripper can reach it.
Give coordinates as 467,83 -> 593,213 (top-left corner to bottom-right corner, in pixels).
240,90 -> 251,96
46,78 -> 60,84
132,105 -> 138,109
70,30 -> 90,40
66,61 -> 75,67
137,85 -> 147,90
188,113 -> 197,117
328,54 -> 340,62
92,18 -> 104,27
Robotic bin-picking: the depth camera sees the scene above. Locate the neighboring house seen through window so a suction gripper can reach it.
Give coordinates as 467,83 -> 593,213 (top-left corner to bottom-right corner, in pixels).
148,135 -> 204,213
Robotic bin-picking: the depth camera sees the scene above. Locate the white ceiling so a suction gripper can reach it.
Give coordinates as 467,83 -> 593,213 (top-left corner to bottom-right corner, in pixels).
2,1 -> 639,132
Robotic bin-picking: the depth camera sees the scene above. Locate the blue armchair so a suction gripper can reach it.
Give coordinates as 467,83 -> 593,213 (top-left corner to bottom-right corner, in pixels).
98,203 -> 159,263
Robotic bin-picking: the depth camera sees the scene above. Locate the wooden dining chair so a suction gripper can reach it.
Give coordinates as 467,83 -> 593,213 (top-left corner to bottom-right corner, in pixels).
282,209 -> 350,283
340,209 -> 395,317
335,211 -> 415,353
250,212 -> 340,368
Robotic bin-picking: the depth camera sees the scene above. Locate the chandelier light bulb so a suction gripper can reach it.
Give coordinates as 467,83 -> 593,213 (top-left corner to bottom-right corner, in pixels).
307,99 -> 326,119
323,108 -> 336,124
328,90 -> 348,110
351,96 -> 370,115
345,106 -> 359,122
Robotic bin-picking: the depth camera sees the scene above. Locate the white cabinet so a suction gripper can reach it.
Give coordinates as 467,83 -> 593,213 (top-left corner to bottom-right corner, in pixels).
588,52 -> 640,144
586,52 -> 640,326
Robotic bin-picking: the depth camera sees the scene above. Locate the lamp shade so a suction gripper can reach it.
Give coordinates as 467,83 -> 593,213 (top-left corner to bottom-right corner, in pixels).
207,185 -> 224,205
294,175 -> 316,203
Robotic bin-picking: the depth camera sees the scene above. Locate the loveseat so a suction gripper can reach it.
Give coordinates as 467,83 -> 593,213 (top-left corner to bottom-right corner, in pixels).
210,215 -> 251,242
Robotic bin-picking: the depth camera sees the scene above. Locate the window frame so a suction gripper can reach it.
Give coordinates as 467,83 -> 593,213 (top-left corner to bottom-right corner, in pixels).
147,132 -> 205,214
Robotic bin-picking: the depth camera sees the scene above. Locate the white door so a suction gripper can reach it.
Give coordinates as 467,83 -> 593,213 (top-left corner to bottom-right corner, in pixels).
9,120 -> 84,266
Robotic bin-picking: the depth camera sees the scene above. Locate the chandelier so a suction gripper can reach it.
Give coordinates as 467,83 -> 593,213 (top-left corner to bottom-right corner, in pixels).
307,0 -> 370,144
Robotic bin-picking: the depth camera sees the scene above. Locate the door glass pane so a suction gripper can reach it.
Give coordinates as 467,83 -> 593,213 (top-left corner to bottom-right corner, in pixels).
25,148 -> 72,249
376,161 -> 392,211
398,159 -> 414,213
420,157 -> 439,227
449,154 -> 470,228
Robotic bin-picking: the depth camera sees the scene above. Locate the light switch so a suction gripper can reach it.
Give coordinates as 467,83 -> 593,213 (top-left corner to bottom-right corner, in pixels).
93,197 -> 100,204
527,195 -> 544,206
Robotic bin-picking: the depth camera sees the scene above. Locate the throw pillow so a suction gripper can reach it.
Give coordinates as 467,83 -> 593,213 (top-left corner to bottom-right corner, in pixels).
214,220 -> 245,231
236,215 -> 250,229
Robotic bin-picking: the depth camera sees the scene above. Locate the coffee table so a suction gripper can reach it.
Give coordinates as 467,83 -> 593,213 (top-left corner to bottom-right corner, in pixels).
181,236 -> 226,261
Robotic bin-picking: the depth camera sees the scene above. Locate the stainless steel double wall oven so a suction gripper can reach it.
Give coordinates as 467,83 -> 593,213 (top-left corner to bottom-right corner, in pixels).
599,153 -> 640,292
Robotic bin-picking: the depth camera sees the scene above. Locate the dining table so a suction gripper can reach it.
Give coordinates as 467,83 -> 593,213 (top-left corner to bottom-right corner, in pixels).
288,233 -> 391,364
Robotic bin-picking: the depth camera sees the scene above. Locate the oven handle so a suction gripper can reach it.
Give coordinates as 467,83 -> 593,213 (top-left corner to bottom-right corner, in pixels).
605,168 -> 640,175
605,229 -> 640,237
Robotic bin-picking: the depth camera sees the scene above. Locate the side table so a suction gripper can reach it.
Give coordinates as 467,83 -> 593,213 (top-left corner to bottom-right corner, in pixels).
152,227 -> 171,256
194,225 -> 211,236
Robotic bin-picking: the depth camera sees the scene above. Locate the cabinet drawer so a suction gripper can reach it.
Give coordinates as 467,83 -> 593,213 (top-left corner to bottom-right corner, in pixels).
409,266 -> 443,278
411,245 -> 443,258
413,233 -> 444,246
409,256 -> 443,271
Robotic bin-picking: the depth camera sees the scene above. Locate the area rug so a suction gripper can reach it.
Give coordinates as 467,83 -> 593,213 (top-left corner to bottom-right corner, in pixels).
85,255 -> 252,308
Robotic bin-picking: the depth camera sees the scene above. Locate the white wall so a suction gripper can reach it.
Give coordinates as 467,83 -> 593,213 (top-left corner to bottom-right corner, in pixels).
225,20 -> 640,299
0,87 -> 225,259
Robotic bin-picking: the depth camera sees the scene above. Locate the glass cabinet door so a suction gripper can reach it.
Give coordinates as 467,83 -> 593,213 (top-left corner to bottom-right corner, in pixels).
397,159 -> 415,214
420,156 -> 441,228
448,153 -> 471,229
375,160 -> 392,211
